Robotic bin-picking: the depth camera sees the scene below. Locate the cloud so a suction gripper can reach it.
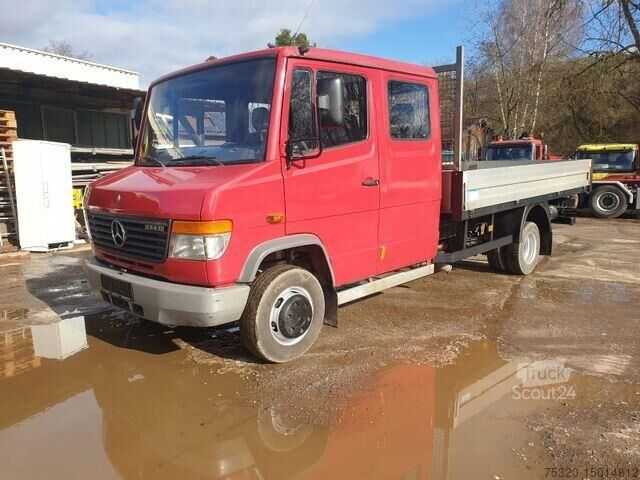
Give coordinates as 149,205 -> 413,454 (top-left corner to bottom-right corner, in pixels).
2,0 -> 446,86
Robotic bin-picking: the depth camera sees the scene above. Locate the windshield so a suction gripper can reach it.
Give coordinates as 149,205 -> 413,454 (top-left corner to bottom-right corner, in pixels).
140,58 -> 276,167
576,150 -> 636,172
485,144 -> 533,161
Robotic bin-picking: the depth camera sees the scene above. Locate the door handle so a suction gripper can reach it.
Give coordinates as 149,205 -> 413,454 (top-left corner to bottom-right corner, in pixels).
361,177 -> 380,187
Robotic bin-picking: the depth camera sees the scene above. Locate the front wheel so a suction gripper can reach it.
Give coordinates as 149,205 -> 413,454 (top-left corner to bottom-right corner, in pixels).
240,264 -> 325,363
590,186 -> 628,218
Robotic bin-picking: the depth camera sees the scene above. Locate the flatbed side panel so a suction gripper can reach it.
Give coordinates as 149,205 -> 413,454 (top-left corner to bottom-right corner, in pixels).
462,160 -> 591,212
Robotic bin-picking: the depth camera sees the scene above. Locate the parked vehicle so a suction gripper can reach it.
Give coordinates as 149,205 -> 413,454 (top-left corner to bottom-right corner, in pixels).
83,46 -> 591,362
483,137 -> 559,162
575,144 -> 639,218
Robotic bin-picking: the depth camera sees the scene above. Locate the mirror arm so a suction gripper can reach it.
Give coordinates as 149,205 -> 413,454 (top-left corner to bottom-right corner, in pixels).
285,137 -> 323,169
285,141 -> 295,169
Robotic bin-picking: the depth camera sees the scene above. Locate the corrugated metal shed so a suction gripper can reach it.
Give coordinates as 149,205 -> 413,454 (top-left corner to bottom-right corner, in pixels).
0,42 -> 139,90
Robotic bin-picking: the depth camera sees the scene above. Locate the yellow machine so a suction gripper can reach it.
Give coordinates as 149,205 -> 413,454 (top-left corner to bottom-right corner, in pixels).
575,143 -> 639,218
72,187 -> 85,210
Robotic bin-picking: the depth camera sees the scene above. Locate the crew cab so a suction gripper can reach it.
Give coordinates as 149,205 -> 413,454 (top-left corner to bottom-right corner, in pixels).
84,46 -> 590,362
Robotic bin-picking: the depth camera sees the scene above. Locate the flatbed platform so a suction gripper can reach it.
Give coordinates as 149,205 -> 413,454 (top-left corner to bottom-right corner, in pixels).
442,159 -> 591,220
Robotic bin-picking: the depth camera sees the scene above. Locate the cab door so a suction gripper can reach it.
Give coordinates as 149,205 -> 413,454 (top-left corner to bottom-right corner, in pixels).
281,59 -> 380,287
377,73 -> 441,274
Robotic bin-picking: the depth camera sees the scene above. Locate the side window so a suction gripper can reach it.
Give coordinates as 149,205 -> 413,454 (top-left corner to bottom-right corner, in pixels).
289,69 -> 316,141
388,81 -> 430,140
288,69 -> 319,156
317,71 -> 367,148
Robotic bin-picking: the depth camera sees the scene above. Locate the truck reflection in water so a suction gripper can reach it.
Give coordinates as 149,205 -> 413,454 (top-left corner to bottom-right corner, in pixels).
0,313 -> 566,479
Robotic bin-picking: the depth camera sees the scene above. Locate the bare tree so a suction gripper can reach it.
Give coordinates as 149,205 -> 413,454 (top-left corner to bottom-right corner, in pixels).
42,40 -> 94,61
580,0 -> 639,58
467,0 -> 639,154
474,0 -> 582,138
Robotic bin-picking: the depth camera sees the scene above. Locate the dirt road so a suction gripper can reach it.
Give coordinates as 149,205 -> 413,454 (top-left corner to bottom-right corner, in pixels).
0,217 -> 638,479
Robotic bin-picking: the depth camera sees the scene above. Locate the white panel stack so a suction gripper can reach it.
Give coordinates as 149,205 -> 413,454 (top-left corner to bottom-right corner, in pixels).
13,140 -> 76,251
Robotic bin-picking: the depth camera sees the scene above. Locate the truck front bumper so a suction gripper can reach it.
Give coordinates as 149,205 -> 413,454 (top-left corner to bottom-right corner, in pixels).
84,258 -> 250,328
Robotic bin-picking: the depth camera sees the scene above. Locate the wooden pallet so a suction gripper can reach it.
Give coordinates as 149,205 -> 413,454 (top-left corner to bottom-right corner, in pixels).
0,110 -> 18,249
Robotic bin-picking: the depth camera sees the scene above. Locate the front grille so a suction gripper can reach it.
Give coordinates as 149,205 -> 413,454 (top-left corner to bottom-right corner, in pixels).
88,213 -> 170,263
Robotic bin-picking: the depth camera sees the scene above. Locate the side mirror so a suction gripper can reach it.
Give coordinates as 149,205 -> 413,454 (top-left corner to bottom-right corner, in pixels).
317,76 -> 344,127
131,96 -> 144,150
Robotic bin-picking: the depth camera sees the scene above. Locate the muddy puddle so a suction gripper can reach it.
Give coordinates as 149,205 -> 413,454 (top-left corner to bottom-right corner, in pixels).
2,307 -> 635,480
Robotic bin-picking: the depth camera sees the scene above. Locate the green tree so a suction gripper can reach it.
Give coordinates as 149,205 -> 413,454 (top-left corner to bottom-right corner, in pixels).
273,29 -> 315,48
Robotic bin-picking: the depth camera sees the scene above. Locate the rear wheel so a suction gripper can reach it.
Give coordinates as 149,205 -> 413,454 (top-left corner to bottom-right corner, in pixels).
504,221 -> 541,275
240,264 -> 325,363
590,186 -> 628,218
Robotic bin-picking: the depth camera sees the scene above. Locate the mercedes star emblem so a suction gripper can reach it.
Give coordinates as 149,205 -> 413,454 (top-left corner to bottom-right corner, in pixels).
111,219 -> 127,248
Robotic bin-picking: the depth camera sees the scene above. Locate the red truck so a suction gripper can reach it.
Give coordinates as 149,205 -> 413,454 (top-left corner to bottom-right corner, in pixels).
84,46 -> 591,362
483,137 -> 560,162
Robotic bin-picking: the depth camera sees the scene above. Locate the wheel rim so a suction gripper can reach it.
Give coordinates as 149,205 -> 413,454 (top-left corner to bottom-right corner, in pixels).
522,228 -> 539,265
269,286 -> 314,346
598,192 -> 620,212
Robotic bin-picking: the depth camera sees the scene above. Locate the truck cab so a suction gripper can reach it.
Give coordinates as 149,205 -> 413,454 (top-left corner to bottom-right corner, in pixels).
84,47 -> 443,362
483,137 -> 553,162
575,143 -> 639,218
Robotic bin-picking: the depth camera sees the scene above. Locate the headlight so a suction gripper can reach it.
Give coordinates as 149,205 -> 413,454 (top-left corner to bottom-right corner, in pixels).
169,220 -> 232,260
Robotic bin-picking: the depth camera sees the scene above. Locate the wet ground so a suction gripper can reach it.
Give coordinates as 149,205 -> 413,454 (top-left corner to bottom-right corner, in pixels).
0,217 -> 639,479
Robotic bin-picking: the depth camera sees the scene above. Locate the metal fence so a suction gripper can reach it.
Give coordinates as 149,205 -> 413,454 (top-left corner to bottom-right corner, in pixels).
434,46 -> 464,171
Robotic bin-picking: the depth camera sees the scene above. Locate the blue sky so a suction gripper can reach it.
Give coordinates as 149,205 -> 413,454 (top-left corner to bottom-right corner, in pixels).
3,0 -> 472,86
338,3 -> 469,66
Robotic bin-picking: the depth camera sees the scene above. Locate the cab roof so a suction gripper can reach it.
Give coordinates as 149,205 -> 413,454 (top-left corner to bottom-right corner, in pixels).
577,143 -> 638,152
489,138 -> 542,146
152,46 -> 437,87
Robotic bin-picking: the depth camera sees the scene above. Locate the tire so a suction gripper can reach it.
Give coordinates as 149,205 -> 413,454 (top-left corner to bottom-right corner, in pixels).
487,248 -> 507,272
590,186 -> 628,218
256,406 -> 314,452
240,264 -> 325,363
504,221 -> 541,276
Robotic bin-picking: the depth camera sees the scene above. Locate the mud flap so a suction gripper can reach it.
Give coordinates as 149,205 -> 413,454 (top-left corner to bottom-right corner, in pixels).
323,289 -> 338,327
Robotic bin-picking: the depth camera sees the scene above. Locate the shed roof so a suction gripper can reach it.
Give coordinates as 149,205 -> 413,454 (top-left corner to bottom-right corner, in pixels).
0,42 -> 140,90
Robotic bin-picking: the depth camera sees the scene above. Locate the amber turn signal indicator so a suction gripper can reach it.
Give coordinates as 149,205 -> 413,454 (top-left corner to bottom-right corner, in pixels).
171,220 -> 233,235
266,213 -> 285,224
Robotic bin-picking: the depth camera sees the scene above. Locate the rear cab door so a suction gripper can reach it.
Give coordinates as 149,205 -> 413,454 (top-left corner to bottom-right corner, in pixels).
280,57 -> 381,286
377,71 -> 441,274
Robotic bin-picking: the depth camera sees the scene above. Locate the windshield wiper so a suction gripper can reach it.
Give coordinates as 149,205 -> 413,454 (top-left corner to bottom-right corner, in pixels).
140,156 -> 166,168
171,155 -> 225,167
